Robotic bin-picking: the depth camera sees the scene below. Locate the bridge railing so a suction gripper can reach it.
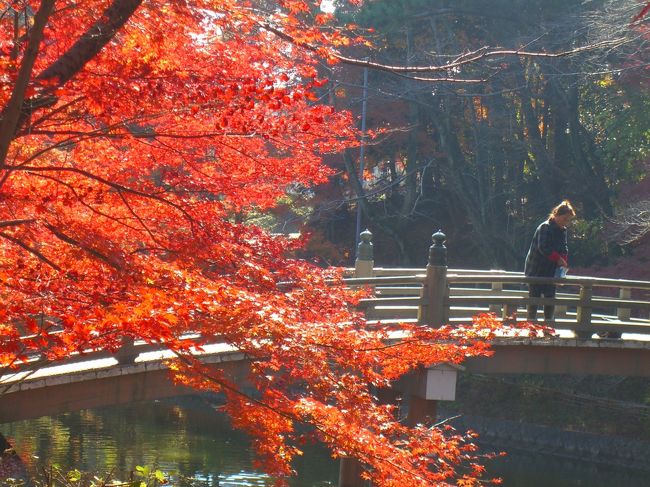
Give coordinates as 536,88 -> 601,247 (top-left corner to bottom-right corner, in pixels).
4,332 -> 206,376
10,228 -> 650,376
344,229 -> 650,339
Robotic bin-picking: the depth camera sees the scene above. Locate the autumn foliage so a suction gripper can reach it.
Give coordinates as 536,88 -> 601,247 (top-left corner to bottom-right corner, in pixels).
0,1 -> 530,485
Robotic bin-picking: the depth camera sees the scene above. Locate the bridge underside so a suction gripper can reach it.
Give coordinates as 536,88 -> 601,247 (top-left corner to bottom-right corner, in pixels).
2,339 -> 650,424
463,338 -> 650,376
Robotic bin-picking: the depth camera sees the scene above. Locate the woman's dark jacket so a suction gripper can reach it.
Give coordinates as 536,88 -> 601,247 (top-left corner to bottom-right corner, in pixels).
524,219 -> 568,277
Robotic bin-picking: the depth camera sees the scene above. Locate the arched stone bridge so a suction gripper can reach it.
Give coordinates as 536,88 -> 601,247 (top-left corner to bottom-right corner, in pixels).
3,230 -> 650,426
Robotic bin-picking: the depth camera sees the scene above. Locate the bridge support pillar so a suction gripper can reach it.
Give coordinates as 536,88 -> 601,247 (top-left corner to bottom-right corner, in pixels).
406,395 -> 437,427
337,387 -> 399,487
338,231 -> 376,487
338,458 -> 367,487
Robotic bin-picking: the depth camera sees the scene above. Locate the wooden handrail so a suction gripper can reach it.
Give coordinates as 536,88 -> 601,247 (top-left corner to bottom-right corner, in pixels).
448,296 -> 584,306
347,230 -> 650,339
348,269 -> 650,337
447,273 -> 650,290
7,333 -> 220,373
340,269 -> 650,291
343,275 -> 425,285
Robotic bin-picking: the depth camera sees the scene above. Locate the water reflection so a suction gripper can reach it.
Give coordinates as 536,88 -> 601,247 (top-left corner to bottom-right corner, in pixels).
0,397 -> 337,486
2,398 -> 649,486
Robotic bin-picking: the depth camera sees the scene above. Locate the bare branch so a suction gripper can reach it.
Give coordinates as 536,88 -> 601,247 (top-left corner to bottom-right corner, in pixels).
332,39 -> 628,74
609,201 -> 650,244
631,2 -> 650,24
261,21 -> 627,79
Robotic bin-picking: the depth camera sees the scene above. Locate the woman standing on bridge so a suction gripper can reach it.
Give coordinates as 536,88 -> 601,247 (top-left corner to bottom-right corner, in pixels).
524,200 -> 576,322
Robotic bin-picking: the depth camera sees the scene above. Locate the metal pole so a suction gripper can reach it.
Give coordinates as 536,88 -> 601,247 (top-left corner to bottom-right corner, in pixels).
354,64 -> 369,257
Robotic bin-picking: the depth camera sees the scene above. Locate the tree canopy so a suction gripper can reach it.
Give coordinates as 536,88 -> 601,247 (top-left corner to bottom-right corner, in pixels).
0,1 -> 533,485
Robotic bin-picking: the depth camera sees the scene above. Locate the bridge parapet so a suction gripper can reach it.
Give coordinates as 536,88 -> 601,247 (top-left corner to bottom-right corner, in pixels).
345,229 -> 650,341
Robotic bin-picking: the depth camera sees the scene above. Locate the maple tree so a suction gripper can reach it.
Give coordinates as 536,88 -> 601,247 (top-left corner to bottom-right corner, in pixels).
0,1 -> 541,485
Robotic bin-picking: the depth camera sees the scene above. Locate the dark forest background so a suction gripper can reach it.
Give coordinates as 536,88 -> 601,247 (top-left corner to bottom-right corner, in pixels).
257,0 -> 650,276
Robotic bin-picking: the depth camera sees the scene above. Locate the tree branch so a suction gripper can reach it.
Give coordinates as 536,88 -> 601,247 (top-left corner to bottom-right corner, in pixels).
329,39 -> 627,74
0,231 -> 62,271
37,0 -> 144,85
30,172 -> 140,230
632,2 -> 650,24
0,219 -> 35,229
5,164 -> 194,222
7,0 -> 145,137
261,22 -> 627,78
0,0 -> 55,168
43,224 -> 122,270
117,190 -> 168,249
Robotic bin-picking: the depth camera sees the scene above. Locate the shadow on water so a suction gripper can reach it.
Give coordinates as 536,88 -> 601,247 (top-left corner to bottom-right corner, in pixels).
484,448 -> 650,487
2,397 -> 650,486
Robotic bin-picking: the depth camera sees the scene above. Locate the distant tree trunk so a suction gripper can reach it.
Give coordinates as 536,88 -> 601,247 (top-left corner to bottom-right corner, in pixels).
401,99 -> 420,218
515,68 -> 557,208
428,103 -> 500,266
563,83 -> 612,217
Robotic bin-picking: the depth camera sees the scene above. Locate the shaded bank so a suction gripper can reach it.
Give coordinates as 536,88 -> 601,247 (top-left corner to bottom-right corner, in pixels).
451,414 -> 650,472
0,433 -> 31,486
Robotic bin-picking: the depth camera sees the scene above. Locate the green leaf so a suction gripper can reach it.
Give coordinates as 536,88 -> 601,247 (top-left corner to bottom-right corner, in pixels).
67,469 -> 82,482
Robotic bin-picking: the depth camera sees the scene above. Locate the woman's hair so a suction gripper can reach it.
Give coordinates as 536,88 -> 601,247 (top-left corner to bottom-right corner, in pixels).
548,200 -> 576,220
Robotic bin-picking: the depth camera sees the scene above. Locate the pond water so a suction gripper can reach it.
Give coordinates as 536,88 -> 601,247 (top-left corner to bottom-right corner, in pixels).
1,397 -> 648,486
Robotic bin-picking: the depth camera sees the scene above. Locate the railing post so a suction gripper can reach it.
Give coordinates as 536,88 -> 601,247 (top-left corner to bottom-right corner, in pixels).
115,337 -> 138,365
618,288 -> 631,321
490,281 -> 516,323
339,230 -> 374,487
601,287 -> 629,339
575,284 -> 593,339
418,230 -> 448,327
489,281 -> 502,315
355,229 -> 374,278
